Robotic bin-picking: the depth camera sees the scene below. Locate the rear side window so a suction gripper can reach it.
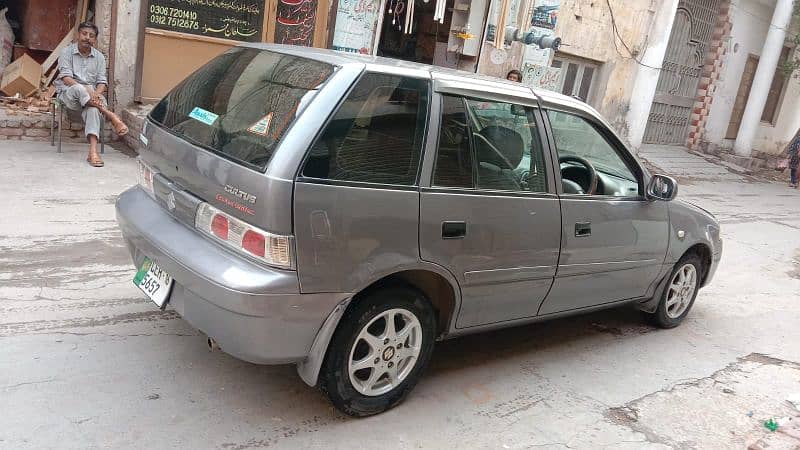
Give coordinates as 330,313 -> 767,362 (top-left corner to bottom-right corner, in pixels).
149,48 -> 335,171
302,73 -> 430,186
433,95 -> 548,193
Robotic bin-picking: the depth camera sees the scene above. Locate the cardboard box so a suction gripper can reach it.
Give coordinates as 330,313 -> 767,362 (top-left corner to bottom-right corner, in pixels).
1,54 -> 41,97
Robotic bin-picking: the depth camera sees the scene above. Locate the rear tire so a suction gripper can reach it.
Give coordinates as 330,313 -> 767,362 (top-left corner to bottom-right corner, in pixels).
649,254 -> 702,329
319,285 -> 436,417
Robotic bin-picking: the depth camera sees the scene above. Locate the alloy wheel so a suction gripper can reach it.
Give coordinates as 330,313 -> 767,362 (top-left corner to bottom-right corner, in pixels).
347,308 -> 423,397
665,263 -> 697,319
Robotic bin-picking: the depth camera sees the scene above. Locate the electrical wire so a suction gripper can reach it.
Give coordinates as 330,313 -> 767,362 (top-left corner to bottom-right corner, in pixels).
605,0 -> 662,70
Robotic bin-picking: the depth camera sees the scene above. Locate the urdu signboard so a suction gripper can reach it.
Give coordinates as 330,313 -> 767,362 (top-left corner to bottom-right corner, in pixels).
146,0 -> 265,42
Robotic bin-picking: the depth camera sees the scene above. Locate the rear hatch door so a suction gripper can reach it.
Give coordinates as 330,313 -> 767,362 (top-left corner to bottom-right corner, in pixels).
140,47 -> 337,234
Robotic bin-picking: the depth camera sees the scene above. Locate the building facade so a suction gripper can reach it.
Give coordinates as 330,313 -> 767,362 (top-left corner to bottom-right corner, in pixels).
99,0 -> 797,162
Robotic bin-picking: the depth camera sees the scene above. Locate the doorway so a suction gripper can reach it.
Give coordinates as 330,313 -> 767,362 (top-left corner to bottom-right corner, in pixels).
376,0 -> 453,66
642,0 -> 721,145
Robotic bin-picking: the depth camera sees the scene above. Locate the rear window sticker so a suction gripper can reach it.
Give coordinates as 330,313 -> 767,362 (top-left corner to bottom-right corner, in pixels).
247,113 -> 273,136
188,107 -> 219,126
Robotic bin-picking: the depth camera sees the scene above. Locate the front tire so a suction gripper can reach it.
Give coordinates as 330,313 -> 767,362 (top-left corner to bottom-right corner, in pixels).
319,285 -> 436,417
650,254 -> 702,328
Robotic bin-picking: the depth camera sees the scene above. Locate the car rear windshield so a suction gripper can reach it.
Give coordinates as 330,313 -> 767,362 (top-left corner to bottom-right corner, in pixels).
149,47 -> 335,171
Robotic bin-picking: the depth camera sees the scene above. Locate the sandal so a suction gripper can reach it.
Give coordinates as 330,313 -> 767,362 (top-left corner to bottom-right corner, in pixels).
110,117 -> 129,136
87,154 -> 105,167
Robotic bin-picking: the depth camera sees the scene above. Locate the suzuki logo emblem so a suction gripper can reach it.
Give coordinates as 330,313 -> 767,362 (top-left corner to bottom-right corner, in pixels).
166,192 -> 176,211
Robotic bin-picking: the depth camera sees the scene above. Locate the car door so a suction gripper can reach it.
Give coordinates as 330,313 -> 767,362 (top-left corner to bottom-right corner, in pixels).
538,108 -> 669,315
419,94 -> 561,328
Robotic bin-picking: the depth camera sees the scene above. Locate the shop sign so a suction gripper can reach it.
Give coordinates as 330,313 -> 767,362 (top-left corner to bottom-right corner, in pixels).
331,0 -> 383,54
274,0 -> 319,46
522,62 -> 561,91
146,0 -> 265,42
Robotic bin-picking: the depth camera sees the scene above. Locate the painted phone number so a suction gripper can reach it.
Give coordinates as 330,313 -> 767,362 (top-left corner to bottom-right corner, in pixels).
149,5 -> 200,30
150,14 -> 200,30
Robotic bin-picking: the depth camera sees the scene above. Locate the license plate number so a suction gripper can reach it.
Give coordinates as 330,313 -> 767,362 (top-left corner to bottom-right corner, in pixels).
133,257 -> 173,308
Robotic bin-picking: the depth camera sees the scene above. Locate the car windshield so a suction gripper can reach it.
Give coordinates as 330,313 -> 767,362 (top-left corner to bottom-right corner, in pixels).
148,47 -> 336,171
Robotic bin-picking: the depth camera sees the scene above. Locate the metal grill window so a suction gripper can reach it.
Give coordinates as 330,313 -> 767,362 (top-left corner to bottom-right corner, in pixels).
643,0 -> 721,145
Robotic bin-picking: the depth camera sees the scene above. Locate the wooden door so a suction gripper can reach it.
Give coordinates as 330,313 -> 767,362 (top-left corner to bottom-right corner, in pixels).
726,55 -> 759,139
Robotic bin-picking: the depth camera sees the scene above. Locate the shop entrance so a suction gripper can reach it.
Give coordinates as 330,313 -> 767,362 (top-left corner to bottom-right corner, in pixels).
375,0 -> 485,70
377,0 -> 453,65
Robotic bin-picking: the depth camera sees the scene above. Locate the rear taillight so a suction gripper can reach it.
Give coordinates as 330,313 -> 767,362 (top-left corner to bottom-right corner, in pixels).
211,214 -> 229,240
242,230 -> 265,257
195,203 -> 294,269
137,158 -> 156,197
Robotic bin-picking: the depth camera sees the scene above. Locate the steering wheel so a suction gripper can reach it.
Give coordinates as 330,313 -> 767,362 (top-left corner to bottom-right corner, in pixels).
559,155 -> 598,195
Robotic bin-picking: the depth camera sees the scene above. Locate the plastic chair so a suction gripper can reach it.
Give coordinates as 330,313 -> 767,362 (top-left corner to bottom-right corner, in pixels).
51,97 -> 104,154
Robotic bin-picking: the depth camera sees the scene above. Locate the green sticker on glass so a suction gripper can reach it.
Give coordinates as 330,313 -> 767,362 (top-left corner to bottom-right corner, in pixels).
188,107 -> 219,126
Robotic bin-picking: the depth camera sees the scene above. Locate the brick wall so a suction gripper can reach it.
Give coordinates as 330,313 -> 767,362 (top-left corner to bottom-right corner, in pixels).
686,0 -> 732,150
0,109 -> 112,142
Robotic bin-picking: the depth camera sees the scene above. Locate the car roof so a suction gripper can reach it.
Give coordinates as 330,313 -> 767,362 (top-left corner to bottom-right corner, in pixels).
241,44 -> 624,146
242,44 -> 582,105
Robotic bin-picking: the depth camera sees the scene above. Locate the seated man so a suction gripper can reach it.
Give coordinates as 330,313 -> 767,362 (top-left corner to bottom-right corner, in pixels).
55,21 -> 128,167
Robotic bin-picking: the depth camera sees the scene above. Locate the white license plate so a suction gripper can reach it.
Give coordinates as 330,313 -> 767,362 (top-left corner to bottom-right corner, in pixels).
133,257 -> 174,308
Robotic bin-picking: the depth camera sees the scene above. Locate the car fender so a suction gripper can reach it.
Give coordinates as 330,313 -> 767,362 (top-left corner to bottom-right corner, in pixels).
296,260 -> 462,387
665,200 -> 721,264
637,199 -> 721,313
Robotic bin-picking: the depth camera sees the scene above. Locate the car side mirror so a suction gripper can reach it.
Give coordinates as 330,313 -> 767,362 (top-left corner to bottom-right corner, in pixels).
646,174 -> 678,201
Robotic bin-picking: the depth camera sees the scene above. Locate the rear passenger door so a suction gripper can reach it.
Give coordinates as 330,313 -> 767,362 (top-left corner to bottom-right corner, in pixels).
420,95 -> 561,328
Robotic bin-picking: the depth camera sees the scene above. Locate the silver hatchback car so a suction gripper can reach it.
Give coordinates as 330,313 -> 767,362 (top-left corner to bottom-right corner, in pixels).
116,44 -> 721,416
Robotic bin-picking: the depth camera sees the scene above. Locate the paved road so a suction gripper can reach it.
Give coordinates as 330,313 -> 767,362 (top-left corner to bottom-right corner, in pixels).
2,142 -> 799,449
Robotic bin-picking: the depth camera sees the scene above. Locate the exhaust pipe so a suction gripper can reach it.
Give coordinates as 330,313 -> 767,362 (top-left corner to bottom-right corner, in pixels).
207,337 -> 220,352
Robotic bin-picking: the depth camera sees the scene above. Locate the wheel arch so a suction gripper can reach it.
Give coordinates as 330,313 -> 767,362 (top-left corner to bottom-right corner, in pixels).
638,241 -> 713,314
684,243 -> 712,286
297,266 -> 461,387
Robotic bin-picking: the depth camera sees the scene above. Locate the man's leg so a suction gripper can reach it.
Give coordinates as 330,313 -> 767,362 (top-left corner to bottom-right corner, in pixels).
86,95 -> 128,136
60,84 -> 91,111
83,105 -> 103,166
59,85 -> 100,164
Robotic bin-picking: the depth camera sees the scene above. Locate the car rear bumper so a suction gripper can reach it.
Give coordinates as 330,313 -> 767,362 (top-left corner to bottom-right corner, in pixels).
115,187 -> 350,364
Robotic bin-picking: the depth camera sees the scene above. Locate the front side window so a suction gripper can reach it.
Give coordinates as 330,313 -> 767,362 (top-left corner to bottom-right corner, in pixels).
302,73 -> 429,185
149,48 -> 335,171
547,110 -> 639,196
433,96 -> 547,193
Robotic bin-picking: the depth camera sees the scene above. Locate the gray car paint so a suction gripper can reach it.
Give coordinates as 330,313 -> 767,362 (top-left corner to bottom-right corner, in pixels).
115,187 -> 350,363
420,190 -> 562,327
292,182 -> 422,293
539,196 -> 669,314
116,45 -> 721,389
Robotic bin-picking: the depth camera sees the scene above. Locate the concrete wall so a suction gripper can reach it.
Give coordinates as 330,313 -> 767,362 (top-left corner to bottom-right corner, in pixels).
703,0 -> 798,155
475,0 -> 676,144
703,0 -> 771,148
112,0 -> 142,110
556,0 -> 678,145
95,0 -> 112,56
756,52 -> 800,154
